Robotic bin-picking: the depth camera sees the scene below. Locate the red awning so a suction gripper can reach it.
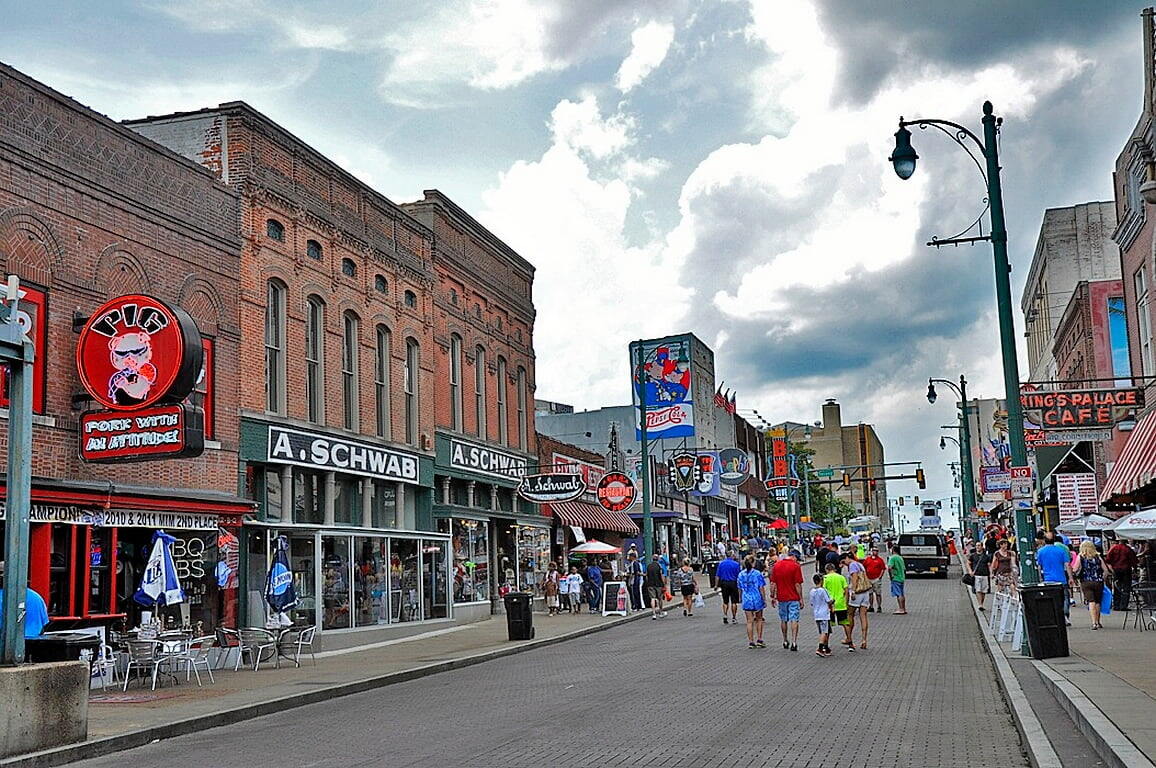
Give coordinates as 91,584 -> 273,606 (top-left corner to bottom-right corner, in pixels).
551,501 -> 640,536
1101,409 -> 1156,503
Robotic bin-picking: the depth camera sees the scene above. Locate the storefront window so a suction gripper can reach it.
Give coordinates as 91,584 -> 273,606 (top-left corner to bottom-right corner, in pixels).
422,539 -> 448,619
294,469 -> 323,524
87,528 -> 113,615
49,524 -> 72,616
495,522 -> 517,594
517,526 -> 550,593
354,537 -> 390,626
321,536 -> 351,630
265,468 -> 283,521
288,533 -> 316,626
473,484 -> 492,511
371,481 -> 397,529
391,538 -> 419,622
170,531 -> 218,631
334,477 -> 360,526
443,519 -> 489,604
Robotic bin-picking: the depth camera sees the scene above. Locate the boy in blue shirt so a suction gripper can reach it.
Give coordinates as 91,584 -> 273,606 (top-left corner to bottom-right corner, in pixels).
1037,536 -> 1073,623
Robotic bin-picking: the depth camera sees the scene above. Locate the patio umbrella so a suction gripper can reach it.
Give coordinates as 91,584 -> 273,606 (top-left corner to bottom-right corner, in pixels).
570,539 -> 622,554
769,518 -> 789,530
1107,510 -> 1156,540
1056,514 -> 1115,535
798,521 -> 823,531
265,535 -> 297,624
133,530 -> 185,608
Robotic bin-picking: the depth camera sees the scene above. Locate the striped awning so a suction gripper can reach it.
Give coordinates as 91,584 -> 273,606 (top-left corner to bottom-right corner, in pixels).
551,501 -> 640,536
1100,409 -> 1156,503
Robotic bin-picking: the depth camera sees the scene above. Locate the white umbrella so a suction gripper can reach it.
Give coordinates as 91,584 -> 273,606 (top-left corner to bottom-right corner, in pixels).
1057,514 -> 1116,535
1107,509 -> 1156,540
570,539 -> 622,554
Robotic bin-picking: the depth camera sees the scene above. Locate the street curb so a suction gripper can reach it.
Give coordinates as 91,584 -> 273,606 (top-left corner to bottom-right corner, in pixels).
1032,660 -> 1156,768
956,556 -> 1061,768
1,593 -> 714,768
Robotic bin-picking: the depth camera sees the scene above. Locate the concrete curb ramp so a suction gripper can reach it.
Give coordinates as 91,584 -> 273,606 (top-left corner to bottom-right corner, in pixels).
0,595 -> 701,768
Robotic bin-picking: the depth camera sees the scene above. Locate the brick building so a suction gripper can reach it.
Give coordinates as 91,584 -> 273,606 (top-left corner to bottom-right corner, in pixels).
401,191 -> 543,620
129,104 -> 451,646
0,64 -> 249,632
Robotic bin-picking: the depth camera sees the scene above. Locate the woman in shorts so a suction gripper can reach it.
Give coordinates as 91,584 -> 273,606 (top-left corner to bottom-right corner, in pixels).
677,561 -> 698,617
737,555 -> 767,649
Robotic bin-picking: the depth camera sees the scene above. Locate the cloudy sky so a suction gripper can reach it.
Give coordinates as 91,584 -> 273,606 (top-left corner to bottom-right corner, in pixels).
2,0 -> 1147,513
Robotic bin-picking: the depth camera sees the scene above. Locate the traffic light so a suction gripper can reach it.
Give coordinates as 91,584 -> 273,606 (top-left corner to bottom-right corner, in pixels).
914,495 -> 920,505
898,496 -> 905,506
841,472 -> 851,487
916,468 -> 926,489
869,479 -> 877,492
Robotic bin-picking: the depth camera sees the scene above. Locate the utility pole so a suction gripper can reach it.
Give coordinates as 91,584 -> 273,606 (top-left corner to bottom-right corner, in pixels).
633,342 -> 653,561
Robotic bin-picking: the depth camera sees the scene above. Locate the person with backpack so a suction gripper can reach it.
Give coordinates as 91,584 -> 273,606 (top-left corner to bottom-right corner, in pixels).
1073,540 -> 1112,630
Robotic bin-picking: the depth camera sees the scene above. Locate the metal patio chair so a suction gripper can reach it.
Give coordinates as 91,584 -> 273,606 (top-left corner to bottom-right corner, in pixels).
235,628 -> 279,672
177,635 -> 217,686
122,639 -> 167,691
215,626 -> 241,670
278,625 -> 317,668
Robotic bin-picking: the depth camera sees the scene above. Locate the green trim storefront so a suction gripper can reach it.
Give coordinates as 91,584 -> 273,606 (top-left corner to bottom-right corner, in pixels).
238,415 -> 447,651
432,431 -> 550,620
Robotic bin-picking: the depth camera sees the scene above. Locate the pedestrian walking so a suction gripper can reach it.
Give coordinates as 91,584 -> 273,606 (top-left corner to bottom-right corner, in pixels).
544,561 -> 561,616
809,573 -> 834,657
674,561 -> 697,616
822,563 -> 852,651
645,554 -> 667,620
558,561 -> 572,613
844,551 -> 870,649
887,545 -> 907,615
624,550 -> 644,611
1105,538 -> 1137,610
586,559 -> 604,614
862,546 -> 887,613
1073,540 -> 1112,630
770,549 -> 804,651
991,539 -> 1015,595
566,566 -> 583,614
738,555 -> 767,649
967,544 -> 992,611
716,552 -> 741,625
1036,535 -> 1073,625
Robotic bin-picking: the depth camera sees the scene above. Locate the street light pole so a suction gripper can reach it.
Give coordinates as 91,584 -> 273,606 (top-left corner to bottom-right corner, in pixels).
892,102 -> 1037,594
633,342 -> 654,561
930,375 -> 977,540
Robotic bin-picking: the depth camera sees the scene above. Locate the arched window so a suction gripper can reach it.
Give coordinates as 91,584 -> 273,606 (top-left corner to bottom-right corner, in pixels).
264,280 -> 286,414
450,288 -> 458,305
405,339 -> 420,445
404,290 -> 417,308
266,219 -> 285,241
306,239 -> 323,260
474,304 -> 482,319
474,346 -> 486,438
496,356 -> 508,446
305,296 -> 325,423
342,311 -> 360,431
516,366 -> 528,449
449,334 -> 463,431
375,274 -> 388,294
341,258 -> 357,278
375,325 -> 391,439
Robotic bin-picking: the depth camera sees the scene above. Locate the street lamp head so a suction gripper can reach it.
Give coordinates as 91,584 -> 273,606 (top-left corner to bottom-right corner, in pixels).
926,380 -> 937,404
890,121 -> 918,180
939,436 -> 946,450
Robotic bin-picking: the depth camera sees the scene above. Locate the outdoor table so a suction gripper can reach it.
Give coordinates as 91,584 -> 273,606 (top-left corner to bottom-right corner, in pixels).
1128,585 -> 1156,631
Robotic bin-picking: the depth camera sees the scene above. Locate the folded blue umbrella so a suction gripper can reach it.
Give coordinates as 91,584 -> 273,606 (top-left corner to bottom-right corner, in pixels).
265,535 -> 297,615
134,530 -> 185,607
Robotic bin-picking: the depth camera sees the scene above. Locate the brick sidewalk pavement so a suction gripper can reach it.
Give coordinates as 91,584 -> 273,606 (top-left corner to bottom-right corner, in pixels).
63,566 -> 1025,768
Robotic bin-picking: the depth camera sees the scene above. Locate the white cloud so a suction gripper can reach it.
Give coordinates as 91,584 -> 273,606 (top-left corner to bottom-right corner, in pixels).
550,96 -> 634,159
615,21 -> 676,93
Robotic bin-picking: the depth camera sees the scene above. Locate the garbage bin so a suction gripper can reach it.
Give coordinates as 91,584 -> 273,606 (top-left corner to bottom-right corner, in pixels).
503,592 -> 535,641
1021,582 -> 1069,659
24,631 -> 101,666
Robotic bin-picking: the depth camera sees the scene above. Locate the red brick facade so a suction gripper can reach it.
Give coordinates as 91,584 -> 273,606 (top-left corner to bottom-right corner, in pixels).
0,64 -> 242,493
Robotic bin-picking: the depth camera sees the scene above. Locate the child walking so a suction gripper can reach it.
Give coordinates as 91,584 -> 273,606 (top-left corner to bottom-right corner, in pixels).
566,566 -> 583,614
544,561 -> 561,616
809,573 -> 833,657
558,564 -> 571,613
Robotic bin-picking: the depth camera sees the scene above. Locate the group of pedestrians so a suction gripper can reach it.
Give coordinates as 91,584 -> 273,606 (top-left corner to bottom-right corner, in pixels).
714,543 -> 908,654
542,559 -> 609,615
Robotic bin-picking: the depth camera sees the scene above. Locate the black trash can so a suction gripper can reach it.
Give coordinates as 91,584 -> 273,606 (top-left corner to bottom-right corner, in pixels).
503,592 -> 535,641
24,631 -> 101,666
1021,582 -> 1069,659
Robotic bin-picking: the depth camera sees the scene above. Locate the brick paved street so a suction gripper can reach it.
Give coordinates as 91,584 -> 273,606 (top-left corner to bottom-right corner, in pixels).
66,571 -> 1026,768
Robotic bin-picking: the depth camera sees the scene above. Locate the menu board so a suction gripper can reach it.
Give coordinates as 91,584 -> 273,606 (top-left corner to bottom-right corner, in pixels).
1056,473 -> 1098,522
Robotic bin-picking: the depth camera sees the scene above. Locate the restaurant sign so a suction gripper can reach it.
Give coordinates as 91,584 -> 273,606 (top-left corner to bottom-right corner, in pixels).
516,473 -> 586,504
0,503 -> 219,530
596,472 -> 637,512
1020,387 -> 1142,428
80,403 -> 203,463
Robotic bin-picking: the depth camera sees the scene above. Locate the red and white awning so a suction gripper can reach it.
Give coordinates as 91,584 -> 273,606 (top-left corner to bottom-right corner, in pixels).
1100,409 -> 1156,503
550,501 -> 639,536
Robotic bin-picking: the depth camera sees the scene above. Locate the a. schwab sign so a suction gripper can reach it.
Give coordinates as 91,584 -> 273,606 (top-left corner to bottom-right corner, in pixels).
267,425 -> 421,485
442,435 -> 528,482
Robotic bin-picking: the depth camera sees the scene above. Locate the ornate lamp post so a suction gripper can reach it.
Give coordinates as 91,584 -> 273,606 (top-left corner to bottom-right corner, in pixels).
891,103 -> 1038,592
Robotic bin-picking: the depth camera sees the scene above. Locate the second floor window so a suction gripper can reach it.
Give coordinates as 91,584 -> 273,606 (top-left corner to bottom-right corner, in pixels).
306,239 -> 323,260
375,326 -> 391,439
1137,266 -> 1153,376
341,258 -> 357,278
496,357 -> 508,446
516,366 -> 528,450
342,311 -> 360,431
305,296 -> 325,423
404,290 -> 417,308
450,334 -> 463,431
474,346 -> 486,438
266,219 -> 285,241
405,339 -> 420,445
265,280 -> 286,414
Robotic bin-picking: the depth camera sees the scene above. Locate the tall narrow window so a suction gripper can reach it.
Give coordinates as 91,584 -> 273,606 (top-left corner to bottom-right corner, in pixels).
1137,267 -> 1153,376
342,311 -> 360,431
516,366 -> 528,450
496,356 -> 508,446
305,296 -> 325,423
449,334 -> 463,431
474,346 -> 486,438
265,280 -> 286,414
375,326 -> 391,439
405,339 -> 420,446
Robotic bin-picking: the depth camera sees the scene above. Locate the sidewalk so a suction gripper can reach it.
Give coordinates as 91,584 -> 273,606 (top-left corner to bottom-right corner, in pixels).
1,591 -> 710,768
